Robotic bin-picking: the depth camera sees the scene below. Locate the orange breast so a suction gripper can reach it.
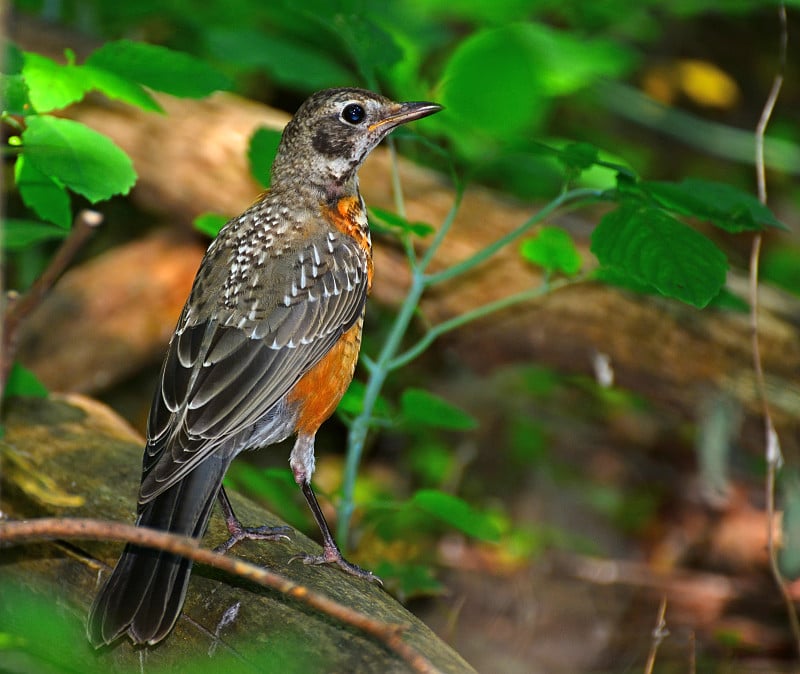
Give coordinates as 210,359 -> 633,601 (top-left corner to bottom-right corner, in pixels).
322,195 -> 374,291
288,317 -> 364,435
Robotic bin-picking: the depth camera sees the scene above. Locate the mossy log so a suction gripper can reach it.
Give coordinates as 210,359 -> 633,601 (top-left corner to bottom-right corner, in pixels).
0,393 -> 476,673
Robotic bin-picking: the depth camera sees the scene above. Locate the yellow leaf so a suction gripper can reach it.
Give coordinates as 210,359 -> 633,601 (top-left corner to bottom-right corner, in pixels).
677,59 -> 740,109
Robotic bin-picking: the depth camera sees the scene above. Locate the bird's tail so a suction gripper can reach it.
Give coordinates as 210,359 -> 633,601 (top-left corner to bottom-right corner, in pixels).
86,457 -> 228,647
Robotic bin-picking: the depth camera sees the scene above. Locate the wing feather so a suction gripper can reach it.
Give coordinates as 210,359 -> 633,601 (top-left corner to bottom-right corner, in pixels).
140,229 -> 368,502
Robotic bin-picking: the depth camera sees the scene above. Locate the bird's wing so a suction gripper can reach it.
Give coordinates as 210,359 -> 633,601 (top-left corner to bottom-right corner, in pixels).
139,228 -> 369,502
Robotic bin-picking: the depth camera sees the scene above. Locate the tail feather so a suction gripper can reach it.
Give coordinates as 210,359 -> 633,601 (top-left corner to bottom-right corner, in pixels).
87,457 -> 229,647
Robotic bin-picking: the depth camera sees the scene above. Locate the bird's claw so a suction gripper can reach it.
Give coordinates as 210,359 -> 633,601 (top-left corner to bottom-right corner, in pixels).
288,549 -> 383,585
214,524 -> 292,554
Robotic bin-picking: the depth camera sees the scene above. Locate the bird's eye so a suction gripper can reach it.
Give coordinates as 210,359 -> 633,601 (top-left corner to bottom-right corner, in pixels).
341,103 -> 366,125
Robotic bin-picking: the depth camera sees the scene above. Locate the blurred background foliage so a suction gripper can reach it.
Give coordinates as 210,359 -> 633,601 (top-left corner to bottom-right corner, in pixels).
4,0 -> 800,671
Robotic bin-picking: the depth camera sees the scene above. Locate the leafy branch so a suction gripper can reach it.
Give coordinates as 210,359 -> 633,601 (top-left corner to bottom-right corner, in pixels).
1,39 -> 231,401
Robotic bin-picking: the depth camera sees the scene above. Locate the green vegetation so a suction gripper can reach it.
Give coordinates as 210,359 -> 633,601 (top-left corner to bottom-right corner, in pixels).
3,1 -> 798,671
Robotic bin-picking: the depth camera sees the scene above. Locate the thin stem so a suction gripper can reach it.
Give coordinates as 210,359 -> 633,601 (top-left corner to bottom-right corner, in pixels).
338,269 -> 427,544
750,3 -> 800,657
425,188 -> 600,286
338,186 -> 602,543
390,277 -> 577,371
644,596 -> 669,674
418,183 -> 465,272
1,209 -> 103,397
337,189 -> 469,543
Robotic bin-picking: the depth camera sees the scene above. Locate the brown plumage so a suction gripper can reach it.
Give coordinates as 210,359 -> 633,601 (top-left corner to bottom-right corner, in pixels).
87,88 -> 442,647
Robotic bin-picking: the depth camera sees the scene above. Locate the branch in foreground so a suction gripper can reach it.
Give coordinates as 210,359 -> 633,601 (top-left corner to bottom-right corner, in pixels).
0,517 -> 441,674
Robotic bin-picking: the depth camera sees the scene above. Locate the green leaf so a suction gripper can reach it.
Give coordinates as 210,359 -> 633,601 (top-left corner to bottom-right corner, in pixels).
2,219 -> 70,250
411,489 -> 501,541
223,465 -> 309,528
439,24 -> 546,142
520,226 -> 582,276
369,207 -> 435,238
591,202 -> 728,308
559,142 -> 600,172
248,127 -> 282,188
438,23 -> 633,146
338,380 -> 392,421
194,213 -> 229,238
207,29 -> 355,90
4,362 -> 48,398
22,52 -> 92,112
15,156 -> 71,228
81,65 -> 163,112
339,14 -> 404,74
400,388 -> 478,431
22,116 -> 136,202
5,42 -> 24,74
86,40 -> 231,98
372,561 -> 445,601
643,178 -> 787,232
762,246 -> 800,297
1,74 -> 30,115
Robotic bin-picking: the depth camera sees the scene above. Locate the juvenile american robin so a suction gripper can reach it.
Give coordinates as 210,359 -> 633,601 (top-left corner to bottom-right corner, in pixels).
87,87 -> 442,647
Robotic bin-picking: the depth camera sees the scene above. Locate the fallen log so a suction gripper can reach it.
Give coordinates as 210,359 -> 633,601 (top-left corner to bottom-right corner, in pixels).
0,393 -> 476,673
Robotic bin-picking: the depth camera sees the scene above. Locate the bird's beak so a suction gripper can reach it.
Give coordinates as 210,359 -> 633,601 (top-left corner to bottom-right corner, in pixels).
369,101 -> 443,132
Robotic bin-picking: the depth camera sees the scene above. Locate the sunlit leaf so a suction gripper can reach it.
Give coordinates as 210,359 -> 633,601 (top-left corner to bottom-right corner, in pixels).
87,40 -> 231,98
400,388 -> 477,431
591,202 -> 728,308
439,24 -> 546,142
22,116 -> 136,202
22,52 -> 91,112
520,226 -> 581,276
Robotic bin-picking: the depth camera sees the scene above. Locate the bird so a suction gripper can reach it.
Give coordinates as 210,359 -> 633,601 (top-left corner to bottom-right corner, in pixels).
86,87 -> 442,647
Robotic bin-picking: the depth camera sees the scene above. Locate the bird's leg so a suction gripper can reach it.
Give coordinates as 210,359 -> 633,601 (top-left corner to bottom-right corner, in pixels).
213,485 -> 292,554
288,434 -> 381,583
291,480 -> 381,583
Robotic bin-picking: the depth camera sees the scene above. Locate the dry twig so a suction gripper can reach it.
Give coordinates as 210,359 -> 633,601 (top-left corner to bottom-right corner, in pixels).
1,209 -> 103,394
0,517 -> 441,674
750,3 -> 800,657
643,596 -> 668,674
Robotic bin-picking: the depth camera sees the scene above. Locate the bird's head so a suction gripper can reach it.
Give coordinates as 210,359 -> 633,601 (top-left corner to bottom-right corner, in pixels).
271,88 -> 442,196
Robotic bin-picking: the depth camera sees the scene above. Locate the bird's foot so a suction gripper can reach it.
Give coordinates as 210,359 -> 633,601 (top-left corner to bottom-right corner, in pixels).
289,545 -> 382,585
214,522 -> 292,554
